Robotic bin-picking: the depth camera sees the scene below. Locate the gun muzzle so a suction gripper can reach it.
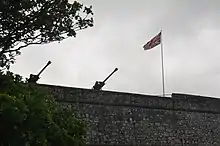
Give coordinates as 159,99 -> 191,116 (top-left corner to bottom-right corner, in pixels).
114,68 -> 118,72
47,61 -> 52,65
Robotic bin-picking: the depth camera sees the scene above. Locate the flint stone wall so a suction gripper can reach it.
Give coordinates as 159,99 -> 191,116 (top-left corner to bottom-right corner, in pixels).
40,84 -> 220,146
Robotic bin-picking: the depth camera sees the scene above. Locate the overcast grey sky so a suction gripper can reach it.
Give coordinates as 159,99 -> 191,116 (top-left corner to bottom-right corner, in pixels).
10,0 -> 220,97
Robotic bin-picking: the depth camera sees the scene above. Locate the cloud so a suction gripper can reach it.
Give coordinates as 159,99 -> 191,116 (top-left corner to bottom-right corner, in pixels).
11,0 -> 220,97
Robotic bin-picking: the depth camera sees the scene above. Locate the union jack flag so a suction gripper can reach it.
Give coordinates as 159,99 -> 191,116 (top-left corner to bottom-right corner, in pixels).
143,32 -> 161,50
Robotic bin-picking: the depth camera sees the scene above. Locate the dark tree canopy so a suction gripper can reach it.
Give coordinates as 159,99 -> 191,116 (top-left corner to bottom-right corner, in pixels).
0,71 -> 87,146
0,0 -> 94,69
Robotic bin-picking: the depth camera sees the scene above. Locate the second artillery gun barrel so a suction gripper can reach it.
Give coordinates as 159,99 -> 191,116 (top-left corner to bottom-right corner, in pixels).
92,68 -> 118,90
103,68 -> 118,83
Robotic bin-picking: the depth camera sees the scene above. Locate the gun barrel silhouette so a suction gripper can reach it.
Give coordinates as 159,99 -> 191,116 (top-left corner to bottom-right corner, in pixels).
92,68 -> 118,90
37,61 -> 51,76
28,61 -> 52,83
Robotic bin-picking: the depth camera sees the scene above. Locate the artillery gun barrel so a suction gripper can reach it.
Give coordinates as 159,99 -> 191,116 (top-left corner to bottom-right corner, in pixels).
103,68 -> 118,83
37,61 -> 51,76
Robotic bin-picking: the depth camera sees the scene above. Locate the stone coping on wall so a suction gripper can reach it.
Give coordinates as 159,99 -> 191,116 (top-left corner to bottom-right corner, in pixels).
172,93 -> 220,113
38,84 -> 220,114
39,83 -> 172,107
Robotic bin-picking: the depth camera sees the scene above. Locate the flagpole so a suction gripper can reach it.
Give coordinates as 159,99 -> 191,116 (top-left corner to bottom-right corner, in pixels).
160,30 -> 165,97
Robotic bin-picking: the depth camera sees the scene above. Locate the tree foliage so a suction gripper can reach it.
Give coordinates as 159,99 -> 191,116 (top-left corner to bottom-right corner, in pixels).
0,0 -> 94,69
0,71 -> 86,146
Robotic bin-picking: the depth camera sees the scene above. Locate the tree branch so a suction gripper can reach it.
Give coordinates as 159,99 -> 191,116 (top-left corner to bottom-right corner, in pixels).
1,2 -> 53,52
4,42 -> 42,54
72,13 -> 89,29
